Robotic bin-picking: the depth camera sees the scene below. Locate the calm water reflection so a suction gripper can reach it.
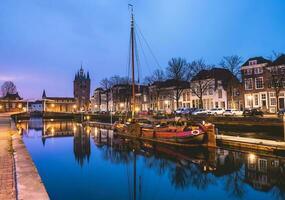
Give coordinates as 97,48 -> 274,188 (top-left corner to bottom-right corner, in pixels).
17,119 -> 285,200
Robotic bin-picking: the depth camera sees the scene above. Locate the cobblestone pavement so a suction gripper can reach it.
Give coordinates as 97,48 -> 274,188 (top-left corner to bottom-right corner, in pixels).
0,119 -> 16,200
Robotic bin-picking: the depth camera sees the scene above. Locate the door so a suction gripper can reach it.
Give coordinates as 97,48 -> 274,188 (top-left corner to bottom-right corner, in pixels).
279,98 -> 285,109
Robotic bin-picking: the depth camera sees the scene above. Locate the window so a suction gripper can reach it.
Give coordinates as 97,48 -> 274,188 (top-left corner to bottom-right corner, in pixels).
245,78 -> 253,90
183,93 -> 186,101
258,159 -> 267,172
254,94 -> 259,106
186,92 -> 190,101
249,60 -> 257,65
269,92 -> 276,106
255,77 -> 264,89
244,69 -> 252,75
254,67 -> 263,74
208,88 -> 213,95
218,89 -> 222,98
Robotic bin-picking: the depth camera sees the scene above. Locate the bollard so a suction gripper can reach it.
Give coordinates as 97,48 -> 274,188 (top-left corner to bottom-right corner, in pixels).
206,124 -> 216,148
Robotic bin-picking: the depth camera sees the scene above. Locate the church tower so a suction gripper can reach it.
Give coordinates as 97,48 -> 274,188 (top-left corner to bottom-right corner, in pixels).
73,66 -> 91,111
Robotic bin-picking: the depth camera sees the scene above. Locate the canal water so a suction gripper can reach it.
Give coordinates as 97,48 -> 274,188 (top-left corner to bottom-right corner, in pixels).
17,119 -> 285,200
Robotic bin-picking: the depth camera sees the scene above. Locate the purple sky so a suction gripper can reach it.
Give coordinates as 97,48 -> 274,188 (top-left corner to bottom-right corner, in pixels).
1,0 -> 285,99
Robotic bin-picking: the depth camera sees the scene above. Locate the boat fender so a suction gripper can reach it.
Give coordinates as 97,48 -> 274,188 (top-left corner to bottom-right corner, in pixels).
192,130 -> 200,135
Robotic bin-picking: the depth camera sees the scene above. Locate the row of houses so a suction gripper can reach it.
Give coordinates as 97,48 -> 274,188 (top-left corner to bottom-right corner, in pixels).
91,55 -> 285,113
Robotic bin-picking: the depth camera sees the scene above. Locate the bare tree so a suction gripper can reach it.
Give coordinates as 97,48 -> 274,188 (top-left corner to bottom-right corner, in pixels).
1,81 -> 17,96
267,64 -> 285,112
220,55 -> 243,79
189,59 -> 211,108
100,78 -> 112,112
220,55 -> 243,109
166,58 -> 189,109
144,69 -> 165,85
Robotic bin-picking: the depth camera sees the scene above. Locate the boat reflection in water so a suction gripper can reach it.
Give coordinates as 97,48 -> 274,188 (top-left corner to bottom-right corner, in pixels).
18,119 -> 285,200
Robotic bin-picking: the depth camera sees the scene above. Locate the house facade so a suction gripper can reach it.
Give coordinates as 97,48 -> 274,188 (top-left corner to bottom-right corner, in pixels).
0,92 -> 27,113
190,68 -> 241,110
42,90 -> 76,112
241,56 -> 285,113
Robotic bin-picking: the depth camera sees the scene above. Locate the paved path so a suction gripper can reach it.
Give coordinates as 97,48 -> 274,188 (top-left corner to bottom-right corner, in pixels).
0,116 -> 16,200
0,113 -> 49,200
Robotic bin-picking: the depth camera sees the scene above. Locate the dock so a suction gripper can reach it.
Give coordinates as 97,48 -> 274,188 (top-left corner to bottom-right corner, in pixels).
216,134 -> 285,154
86,119 -> 285,154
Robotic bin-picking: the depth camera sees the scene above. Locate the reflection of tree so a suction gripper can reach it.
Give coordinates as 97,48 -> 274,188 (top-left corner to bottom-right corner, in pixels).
221,152 -> 245,199
169,161 -> 216,190
271,169 -> 285,200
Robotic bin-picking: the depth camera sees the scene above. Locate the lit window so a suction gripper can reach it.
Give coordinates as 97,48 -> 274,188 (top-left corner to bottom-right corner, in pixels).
254,67 -> 263,74
218,90 -> 222,98
244,69 -> 252,75
249,60 -> 257,66
255,77 -> 264,89
245,78 -> 253,90
254,94 -> 259,106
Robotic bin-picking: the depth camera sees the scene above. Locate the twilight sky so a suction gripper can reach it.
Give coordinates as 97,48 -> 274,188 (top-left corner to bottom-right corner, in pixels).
1,0 -> 285,99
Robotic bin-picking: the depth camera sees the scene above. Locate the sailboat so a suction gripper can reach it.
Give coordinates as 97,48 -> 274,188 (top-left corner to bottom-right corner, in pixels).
113,5 -> 209,144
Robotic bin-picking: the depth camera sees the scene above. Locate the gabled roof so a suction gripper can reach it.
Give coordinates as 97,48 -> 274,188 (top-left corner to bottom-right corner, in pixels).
272,54 -> 285,66
151,79 -> 189,88
1,92 -> 22,100
191,68 -> 238,82
241,56 -> 271,66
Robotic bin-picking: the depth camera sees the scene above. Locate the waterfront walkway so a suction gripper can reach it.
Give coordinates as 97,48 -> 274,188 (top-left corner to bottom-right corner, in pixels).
0,113 -> 50,200
0,115 -> 16,200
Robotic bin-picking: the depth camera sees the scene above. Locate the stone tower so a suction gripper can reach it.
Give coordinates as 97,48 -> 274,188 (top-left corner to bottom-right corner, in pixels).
73,66 -> 91,111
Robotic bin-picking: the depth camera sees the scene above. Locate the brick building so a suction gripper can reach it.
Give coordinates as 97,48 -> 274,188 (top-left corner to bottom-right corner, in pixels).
74,66 -> 91,111
241,55 -> 285,113
0,92 -> 27,113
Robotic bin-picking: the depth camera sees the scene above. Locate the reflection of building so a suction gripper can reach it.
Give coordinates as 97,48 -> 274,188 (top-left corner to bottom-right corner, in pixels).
0,92 -> 27,112
74,66 -> 91,111
42,90 -> 76,112
245,154 -> 282,191
73,125 -> 91,167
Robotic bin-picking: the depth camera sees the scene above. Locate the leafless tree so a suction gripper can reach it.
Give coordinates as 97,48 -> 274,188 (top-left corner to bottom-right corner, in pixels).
166,58 -> 189,109
267,64 -> 285,112
220,55 -> 243,79
189,59 -> 211,108
1,81 -> 17,96
220,55 -> 243,109
144,69 -> 165,85
100,78 -> 112,112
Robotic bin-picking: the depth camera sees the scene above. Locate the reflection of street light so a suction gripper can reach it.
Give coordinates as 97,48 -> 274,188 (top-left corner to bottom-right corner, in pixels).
120,103 -> 124,108
248,153 -> 256,164
135,106 -> 140,112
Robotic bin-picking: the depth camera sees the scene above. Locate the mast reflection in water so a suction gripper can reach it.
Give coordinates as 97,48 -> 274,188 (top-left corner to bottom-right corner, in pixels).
19,119 -> 285,200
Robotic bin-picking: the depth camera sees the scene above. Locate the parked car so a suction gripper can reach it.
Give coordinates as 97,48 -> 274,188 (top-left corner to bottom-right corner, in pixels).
192,109 -> 208,115
243,109 -> 264,117
223,109 -> 243,116
175,108 -> 184,115
208,108 -> 225,115
278,108 -> 285,117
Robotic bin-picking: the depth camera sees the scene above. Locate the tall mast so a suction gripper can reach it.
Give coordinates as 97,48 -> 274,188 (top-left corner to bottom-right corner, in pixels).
130,4 -> 136,118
